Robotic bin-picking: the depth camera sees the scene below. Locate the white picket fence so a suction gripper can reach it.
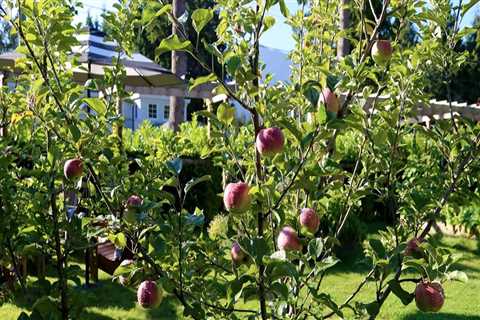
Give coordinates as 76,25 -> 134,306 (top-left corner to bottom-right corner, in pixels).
341,93 -> 480,123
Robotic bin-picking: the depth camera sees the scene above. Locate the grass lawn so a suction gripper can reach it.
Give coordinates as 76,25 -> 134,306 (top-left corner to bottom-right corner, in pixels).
322,235 -> 480,319
1,235 -> 479,319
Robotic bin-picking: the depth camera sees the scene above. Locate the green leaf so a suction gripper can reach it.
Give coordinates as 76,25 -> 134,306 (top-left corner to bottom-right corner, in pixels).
308,238 -> 324,260
83,98 -> 107,115
155,4 -> 172,17
184,175 -> 211,194
156,35 -> 192,56
32,296 -> 61,320
279,0 -> 290,17
17,312 -> 30,320
270,282 -> 289,300
316,256 -> 339,272
111,233 -> 127,249
369,238 -> 386,257
184,212 -> 205,226
263,16 -> 276,32
365,301 -> 380,317
302,81 -> 320,106
388,280 -> 414,306
217,103 -> 235,125
226,55 -> 241,75
69,124 -> 81,142
463,0 -> 480,16
190,73 -> 217,91
25,33 -> 37,41
114,261 -> 135,276
238,237 -> 269,265
278,119 -> 302,142
301,131 -> 315,149
270,260 -> 299,281
192,8 -> 214,34
167,158 -> 183,175
446,270 -> 468,283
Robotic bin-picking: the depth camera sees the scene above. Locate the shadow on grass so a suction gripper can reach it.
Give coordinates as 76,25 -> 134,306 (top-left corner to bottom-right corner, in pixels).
9,278 -> 137,312
72,279 -> 137,310
402,312 -> 480,320
145,296 -> 181,319
79,311 -> 115,320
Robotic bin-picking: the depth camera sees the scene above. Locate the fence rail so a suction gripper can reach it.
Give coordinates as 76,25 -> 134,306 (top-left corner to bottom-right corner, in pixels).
340,94 -> 480,123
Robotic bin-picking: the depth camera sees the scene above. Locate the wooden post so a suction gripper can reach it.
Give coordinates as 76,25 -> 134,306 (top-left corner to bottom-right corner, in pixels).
36,255 -> 46,280
115,92 -> 123,150
91,239 -> 98,283
169,0 -> 187,132
85,238 -> 98,287
206,99 -> 212,139
0,71 -> 6,137
337,0 -> 351,59
20,256 -> 27,279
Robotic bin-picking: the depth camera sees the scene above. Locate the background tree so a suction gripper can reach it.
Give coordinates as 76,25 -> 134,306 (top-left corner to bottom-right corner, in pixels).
426,14 -> 480,104
0,16 -> 17,52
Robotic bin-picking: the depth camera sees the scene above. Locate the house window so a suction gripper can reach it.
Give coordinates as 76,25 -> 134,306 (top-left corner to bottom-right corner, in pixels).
163,105 -> 170,120
148,104 -> 157,118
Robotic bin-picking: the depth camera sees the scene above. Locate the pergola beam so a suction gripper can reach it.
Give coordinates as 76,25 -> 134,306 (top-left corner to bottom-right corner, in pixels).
124,85 -> 213,99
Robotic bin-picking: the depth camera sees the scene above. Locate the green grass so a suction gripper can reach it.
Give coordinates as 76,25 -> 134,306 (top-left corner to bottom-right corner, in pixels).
323,236 -> 480,319
1,236 -> 479,319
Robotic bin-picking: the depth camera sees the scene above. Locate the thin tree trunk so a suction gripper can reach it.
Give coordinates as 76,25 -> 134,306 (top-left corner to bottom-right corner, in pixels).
115,92 -> 123,150
0,71 -> 6,137
169,0 -> 187,132
337,0 -> 351,59
50,192 -> 69,320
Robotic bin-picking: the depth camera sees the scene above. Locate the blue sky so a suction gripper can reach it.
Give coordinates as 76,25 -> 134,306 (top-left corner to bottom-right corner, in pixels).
77,0 -> 480,51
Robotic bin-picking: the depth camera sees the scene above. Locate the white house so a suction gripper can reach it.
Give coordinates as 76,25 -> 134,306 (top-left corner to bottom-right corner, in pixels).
0,28 -> 293,128
123,93 -> 189,130
0,28 -> 209,130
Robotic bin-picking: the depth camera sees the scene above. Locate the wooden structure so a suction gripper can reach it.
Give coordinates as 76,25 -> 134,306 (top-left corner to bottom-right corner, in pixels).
338,93 -> 480,123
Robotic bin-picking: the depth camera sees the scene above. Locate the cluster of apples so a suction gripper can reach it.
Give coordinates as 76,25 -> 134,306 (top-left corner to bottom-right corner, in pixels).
223,126 -> 323,263
62,39 -> 400,311
64,159 -> 161,308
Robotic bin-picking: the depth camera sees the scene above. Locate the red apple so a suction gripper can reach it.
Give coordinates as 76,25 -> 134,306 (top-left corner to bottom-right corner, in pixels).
223,182 -> 251,212
256,127 -> 285,157
319,88 -> 340,113
299,208 -> 320,234
415,281 -> 445,312
64,158 -> 83,180
137,280 -> 163,308
277,226 -> 302,252
231,241 -> 247,264
404,237 -> 424,258
127,195 -> 143,209
371,40 -> 393,65
124,195 -> 143,224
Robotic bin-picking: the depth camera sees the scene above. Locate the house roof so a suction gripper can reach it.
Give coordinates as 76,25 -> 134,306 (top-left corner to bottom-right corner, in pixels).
0,28 -> 225,98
